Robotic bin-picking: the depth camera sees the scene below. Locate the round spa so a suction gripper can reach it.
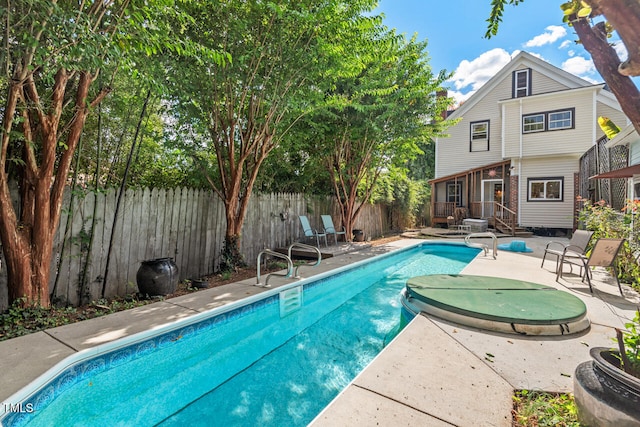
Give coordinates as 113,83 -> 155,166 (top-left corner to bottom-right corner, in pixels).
400,274 -> 590,336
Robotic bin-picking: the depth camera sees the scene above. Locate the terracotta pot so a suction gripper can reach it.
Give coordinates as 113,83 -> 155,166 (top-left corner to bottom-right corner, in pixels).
136,257 -> 178,296
574,347 -> 640,426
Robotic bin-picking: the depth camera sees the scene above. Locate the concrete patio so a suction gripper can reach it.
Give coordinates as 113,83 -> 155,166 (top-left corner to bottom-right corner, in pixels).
1,236 -> 638,426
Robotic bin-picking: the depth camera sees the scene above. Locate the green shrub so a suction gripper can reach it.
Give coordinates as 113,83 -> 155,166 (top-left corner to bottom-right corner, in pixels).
578,198 -> 640,289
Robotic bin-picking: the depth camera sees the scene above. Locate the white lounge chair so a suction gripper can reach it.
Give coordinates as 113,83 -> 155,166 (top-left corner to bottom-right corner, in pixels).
298,215 -> 327,248
321,215 -> 347,245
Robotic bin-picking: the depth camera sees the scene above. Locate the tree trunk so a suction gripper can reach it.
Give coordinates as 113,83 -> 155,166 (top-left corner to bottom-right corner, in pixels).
586,0 -> 640,77
572,17 -> 640,136
0,70 -> 107,307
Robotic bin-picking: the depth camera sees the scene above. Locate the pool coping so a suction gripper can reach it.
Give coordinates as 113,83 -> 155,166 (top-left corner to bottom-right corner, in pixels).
1,237 -> 639,426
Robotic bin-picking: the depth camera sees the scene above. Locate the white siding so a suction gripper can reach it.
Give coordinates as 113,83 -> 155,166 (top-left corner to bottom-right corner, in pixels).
518,156 -> 577,228
502,89 -> 595,158
436,79 -> 510,177
527,66 -> 568,95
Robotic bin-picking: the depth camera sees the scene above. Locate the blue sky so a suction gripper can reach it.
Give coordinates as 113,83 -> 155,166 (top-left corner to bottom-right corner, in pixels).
376,0 -> 627,104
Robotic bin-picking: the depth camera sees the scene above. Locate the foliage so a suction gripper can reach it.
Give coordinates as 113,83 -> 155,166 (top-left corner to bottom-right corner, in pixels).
485,0 -> 525,38
164,0 -> 381,267
219,235 -> 247,273
0,0 -> 226,307
578,198 -> 640,288
615,309 -> 640,378
0,296 -> 151,342
372,172 -> 431,229
313,29 -> 451,237
512,390 -> 580,427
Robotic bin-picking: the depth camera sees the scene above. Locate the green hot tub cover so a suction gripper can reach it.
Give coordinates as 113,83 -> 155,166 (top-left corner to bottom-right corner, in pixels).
402,274 -> 589,336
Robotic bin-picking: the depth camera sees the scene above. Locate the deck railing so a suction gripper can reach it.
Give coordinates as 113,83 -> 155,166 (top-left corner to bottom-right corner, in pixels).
493,203 -> 517,235
433,202 -> 457,218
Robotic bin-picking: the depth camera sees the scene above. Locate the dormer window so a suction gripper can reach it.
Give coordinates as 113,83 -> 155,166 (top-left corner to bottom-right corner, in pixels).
513,69 -> 531,98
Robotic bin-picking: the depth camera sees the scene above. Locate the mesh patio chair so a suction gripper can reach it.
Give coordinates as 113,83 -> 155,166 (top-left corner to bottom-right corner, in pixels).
321,215 -> 347,245
556,238 -> 626,296
541,229 -> 594,272
298,215 -> 327,248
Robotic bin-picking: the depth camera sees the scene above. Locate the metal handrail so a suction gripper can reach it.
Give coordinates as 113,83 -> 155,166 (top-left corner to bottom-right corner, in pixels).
465,232 -> 498,259
287,242 -> 322,278
256,249 -> 293,287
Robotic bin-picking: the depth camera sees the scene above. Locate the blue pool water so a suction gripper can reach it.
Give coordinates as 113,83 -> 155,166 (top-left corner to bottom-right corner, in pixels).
5,243 -> 479,427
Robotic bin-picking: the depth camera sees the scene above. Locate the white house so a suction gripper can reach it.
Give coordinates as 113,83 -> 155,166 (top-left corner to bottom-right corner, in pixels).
430,51 -> 628,234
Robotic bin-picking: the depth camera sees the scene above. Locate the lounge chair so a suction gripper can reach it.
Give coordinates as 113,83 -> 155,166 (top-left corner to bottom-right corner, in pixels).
541,229 -> 594,272
321,215 -> 347,245
556,238 -> 626,295
298,215 -> 327,248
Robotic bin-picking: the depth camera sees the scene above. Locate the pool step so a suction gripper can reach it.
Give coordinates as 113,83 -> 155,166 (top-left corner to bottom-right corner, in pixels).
279,285 -> 303,317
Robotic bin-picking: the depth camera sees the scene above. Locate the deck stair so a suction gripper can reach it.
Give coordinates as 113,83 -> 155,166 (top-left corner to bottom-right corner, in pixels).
494,223 -> 533,237
491,203 -> 533,237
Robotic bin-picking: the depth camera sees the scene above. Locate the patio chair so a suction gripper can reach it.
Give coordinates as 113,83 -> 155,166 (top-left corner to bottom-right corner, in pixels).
556,238 -> 626,296
321,215 -> 347,245
541,229 -> 594,272
298,215 -> 327,248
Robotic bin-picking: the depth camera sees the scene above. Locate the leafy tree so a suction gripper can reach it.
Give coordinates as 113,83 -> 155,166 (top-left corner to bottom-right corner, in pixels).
486,0 -> 640,135
0,1 -> 222,307
167,0 -> 378,270
314,32 -> 451,238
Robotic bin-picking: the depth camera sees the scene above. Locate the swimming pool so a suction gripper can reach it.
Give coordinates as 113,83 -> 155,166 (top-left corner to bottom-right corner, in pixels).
2,242 -> 479,427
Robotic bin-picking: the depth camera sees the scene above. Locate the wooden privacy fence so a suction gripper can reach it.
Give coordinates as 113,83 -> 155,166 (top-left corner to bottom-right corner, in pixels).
0,188 -> 391,309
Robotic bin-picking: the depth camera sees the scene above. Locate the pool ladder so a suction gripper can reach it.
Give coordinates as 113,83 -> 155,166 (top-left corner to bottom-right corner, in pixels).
464,232 -> 498,259
255,242 -> 322,286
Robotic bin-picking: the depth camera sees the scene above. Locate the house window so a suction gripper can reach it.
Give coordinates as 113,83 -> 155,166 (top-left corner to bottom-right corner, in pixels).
447,183 -> 462,206
523,114 -> 545,133
548,110 -> 573,130
522,108 -> 574,133
527,177 -> 564,201
513,69 -> 531,98
470,120 -> 489,152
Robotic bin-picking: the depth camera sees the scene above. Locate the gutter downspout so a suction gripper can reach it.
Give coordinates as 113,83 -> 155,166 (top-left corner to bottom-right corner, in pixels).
518,99 -> 523,223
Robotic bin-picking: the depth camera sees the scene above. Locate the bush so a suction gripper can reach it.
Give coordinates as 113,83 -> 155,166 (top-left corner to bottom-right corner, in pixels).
578,198 -> 640,289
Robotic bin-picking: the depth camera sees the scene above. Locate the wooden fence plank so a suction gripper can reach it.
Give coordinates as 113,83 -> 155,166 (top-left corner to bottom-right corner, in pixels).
118,188 -> 136,295
86,190 -> 106,298
0,188 -> 394,310
101,189 -> 118,297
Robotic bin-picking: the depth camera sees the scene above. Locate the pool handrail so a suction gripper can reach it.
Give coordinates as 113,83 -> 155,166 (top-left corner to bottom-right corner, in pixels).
287,242 -> 322,278
464,232 -> 498,259
256,249 -> 294,286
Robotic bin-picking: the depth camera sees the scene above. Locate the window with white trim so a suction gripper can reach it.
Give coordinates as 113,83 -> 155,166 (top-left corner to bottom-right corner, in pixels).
548,110 -> 573,130
527,177 -> 563,201
470,120 -> 489,152
522,108 -> 574,133
523,114 -> 544,133
513,69 -> 531,98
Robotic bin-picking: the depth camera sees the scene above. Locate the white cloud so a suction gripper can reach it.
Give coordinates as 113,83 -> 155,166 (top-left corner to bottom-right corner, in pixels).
449,89 -> 475,106
524,25 -> 567,47
559,40 -> 572,49
562,56 -> 595,76
612,40 -> 628,61
568,49 -> 576,57
449,48 -> 513,93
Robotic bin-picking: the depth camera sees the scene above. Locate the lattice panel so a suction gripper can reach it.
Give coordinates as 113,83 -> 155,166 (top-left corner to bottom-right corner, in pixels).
578,135 -> 629,209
